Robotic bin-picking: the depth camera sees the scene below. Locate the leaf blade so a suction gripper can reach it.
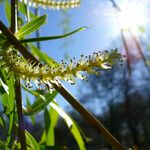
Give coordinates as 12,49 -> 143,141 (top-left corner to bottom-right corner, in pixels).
29,44 -> 59,67
50,102 -> 86,150
20,27 -> 85,43
25,130 -> 40,150
16,15 -> 47,39
23,86 -> 58,115
4,0 -> 11,25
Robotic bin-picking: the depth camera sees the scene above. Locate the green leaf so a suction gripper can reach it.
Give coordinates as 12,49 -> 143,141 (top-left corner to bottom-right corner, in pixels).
44,108 -> 55,146
42,107 -> 59,146
8,114 -> 14,135
4,0 -> 11,25
18,2 -> 36,19
29,44 -> 59,67
0,72 -> 15,145
25,130 -> 40,150
40,145 -> 66,150
23,87 -> 85,149
23,86 -> 58,115
26,95 -> 35,124
20,27 -> 85,43
16,15 -> 47,39
0,116 -> 5,128
6,113 -> 14,146
0,139 -> 5,150
50,102 -> 86,150
0,77 -> 9,94
0,33 -> 8,50
0,139 -> 4,146
0,70 -> 15,114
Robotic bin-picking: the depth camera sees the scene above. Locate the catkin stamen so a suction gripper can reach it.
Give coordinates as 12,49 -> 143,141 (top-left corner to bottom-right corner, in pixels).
0,46 -> 122,92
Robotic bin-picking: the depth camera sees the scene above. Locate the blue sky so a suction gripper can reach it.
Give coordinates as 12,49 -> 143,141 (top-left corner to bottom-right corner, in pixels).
36,0 -> 121,110
0,0 -> 119,109
0,0 -> 150,112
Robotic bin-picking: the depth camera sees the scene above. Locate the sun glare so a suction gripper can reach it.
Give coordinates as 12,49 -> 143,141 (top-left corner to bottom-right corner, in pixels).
117,1 -> 149,31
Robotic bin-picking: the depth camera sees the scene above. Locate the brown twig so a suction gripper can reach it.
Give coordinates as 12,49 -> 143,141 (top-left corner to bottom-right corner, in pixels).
120,30 -> 132,76
129,29 -> 150,74
10,0 -> 27,149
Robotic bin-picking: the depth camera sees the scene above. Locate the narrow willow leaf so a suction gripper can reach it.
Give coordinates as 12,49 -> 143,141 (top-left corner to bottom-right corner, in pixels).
0,34 -> 7,51
20,27 -> 85,43
0,139 -> 5,150
22,87 -> 85,149
6,76 -> 15,111
0,77 -> 9,94
16,15 -> 47,39
0,70 -> 15,114
40,145 -> 66,150
4,0 -> 11,25
39,131 -> 46,145
0,139 -> 4,145
44,108 -> 55,146
28,91 -> 57,115
23,86 -> 58,115
18,2 -> 36,19
6,113 -> 14,146
11,139 -> 21,150
8,114 -> 14,135
42,107 -> 58,146
26,95 -> 35,124
29,44 -> 59,67
25,130 -> 40,150
0,92 -> 9,112
49,104 -> 59,128
0,116 -> 6,130
50,102 -> 86,150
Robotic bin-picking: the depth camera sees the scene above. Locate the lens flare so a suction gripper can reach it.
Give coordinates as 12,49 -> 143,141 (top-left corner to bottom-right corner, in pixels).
117,0 -> 149,32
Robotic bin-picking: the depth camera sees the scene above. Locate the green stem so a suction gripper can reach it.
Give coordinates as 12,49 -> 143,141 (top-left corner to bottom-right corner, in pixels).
35,8 -> 41,49
15,79 -> 27,150
10,0 -> 27,149
0,21 -> 127,150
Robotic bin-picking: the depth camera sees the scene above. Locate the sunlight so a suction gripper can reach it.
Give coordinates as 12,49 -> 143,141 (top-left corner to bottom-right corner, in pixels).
117,1 -> 148,31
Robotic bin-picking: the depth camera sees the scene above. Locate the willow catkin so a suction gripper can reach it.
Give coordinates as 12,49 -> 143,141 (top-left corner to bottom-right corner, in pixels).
20,0 -> 81,9
0,46 -> 122,92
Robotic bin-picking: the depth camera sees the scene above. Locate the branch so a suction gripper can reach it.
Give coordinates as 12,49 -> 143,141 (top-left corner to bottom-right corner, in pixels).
10,0 -> 27,149
109,0 -> 121,11
0,21 -> 127,150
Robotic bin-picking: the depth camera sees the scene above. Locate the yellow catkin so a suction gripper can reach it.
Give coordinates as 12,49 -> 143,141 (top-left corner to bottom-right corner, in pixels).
20,0 -> 81,9
1,47 -> 122,91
